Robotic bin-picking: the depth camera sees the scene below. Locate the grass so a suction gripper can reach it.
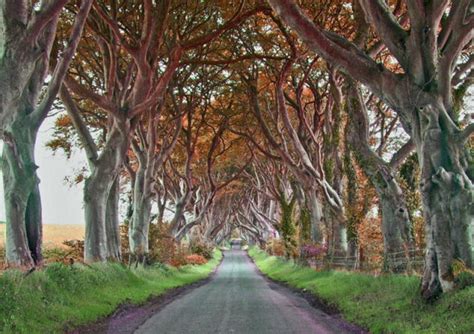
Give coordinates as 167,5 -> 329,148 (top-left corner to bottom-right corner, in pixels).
0,249 -> 222,333
0,224 -> 85,249
248,247 -> 474,334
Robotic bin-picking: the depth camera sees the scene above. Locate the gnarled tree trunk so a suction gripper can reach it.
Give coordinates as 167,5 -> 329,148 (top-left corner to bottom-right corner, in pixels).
2,120 -> 42,268
414,103 -> 473,299
84,118 -> 129,262
1,0 -> 92,268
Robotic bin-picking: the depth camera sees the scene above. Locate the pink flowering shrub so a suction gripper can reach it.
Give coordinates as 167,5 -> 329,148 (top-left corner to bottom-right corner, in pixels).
300,243 -> 328,260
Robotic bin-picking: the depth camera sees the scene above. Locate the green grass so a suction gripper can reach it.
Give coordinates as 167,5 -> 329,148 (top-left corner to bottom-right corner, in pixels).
249,247 -> 474,334
0,250 -> 222,333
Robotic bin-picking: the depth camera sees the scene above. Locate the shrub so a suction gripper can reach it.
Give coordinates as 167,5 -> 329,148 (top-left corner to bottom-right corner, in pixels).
189,242 -> 213,260
265,238 -> 285,257
453,259 -> 474,290
0,245 -> 5,271
185,254 -> 207,265
42,247 -> 70,264
300,243 -> 328,260
121,222 -> 186,267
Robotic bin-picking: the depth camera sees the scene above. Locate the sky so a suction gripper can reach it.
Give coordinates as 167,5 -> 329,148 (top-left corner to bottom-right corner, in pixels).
0,116 -> 86,225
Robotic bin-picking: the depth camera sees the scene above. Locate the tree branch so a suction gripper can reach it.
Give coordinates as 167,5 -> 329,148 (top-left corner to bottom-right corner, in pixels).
31,0 -> 93,127
26,0 -> 69,42
182,5 -> 271,50
458,123 -> 474,143
64,76 -> 117,114
59,86 -> 98,165
267,0 -> 400,101
389,139 -> 415,169
358,0 -> 408,68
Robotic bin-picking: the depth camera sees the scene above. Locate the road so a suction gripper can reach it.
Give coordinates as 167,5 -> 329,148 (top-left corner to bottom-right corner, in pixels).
134,250 -> 363,334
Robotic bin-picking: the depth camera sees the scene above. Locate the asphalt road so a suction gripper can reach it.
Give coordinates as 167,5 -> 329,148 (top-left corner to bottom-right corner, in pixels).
134,250 -> 361,334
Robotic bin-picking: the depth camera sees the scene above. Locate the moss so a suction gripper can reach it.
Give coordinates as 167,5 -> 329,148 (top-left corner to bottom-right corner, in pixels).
279,195 -> 297,258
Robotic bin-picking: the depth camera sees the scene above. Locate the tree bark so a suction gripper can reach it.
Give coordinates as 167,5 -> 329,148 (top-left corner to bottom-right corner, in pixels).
129,164 -> 153,264
307,189 -> 324,243
414,103 -> 473,299
326,208 -> 347,259
2,120 -> 41,268
106,177 -> 121,261
84,118 -> 129,262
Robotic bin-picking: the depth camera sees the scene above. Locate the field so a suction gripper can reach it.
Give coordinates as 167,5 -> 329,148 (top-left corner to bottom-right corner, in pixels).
0,224 -> 84,249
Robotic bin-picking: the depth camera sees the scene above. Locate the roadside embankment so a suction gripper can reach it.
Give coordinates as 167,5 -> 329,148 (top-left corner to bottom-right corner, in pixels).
248,247 -> 474,334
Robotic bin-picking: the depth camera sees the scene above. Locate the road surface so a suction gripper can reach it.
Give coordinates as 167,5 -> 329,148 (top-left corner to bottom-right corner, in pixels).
135,250 -> 362,334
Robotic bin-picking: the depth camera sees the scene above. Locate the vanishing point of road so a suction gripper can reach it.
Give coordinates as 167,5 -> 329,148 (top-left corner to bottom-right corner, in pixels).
134,250 -> 364,334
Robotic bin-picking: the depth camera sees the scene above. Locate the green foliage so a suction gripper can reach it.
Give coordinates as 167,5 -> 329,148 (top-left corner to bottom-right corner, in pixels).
0,250 -> 222,333
248,247 -> 474,334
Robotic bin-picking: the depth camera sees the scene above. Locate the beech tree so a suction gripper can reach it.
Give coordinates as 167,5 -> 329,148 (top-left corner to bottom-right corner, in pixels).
268,0 -> 473,298
126,105 -> 181,264
346,82 -> 415,272
0,0 -> 92,268
60,0 -> 267,262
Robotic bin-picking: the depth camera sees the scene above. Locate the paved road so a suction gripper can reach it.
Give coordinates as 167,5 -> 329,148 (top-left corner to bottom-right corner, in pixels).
135,250 -> 360,334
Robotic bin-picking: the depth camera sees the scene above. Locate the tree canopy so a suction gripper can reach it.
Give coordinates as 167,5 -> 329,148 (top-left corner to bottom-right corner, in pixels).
0,0 -> 472,300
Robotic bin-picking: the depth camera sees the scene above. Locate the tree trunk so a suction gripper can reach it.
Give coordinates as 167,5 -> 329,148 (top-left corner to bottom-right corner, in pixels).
129,166 -> 152,264
379,184 -> 413,272
307,190 -> 324,243
169,198 -> 189,237
106,178 -> 121,261
2,120 -> 42,268
414,104 -> 473,299
326,208 -> 347,259
84,119 -> 129,262
278,195 -> 297,259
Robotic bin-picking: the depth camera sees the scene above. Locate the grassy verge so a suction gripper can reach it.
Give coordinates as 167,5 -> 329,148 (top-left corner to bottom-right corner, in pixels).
249,247 -> 474,334
0,249 -> 222,333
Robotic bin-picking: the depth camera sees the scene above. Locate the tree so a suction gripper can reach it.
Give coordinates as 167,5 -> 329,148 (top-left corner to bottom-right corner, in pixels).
346,81 -> 414,272
126,100 -> 181,264
0,0 -> 92,268
268,0 -> 473,298
61,0 -> 266,262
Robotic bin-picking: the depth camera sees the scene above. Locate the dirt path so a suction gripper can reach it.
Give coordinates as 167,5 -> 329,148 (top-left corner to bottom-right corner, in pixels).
133,250 -> 365,334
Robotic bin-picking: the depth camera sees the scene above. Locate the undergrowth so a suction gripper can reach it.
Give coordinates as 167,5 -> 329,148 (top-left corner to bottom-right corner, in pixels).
0,249 -> 222,333
248,247 -> 474,334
